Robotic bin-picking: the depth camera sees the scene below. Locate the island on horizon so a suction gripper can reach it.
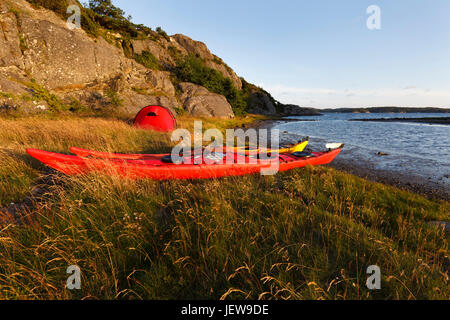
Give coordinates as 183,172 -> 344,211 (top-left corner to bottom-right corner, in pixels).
320,106 -> 450,114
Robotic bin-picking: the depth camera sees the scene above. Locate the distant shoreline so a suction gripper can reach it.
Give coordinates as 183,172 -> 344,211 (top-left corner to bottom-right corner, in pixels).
321,107 -> 449,114
349,117 -> 450,125
254,118 -> 449,201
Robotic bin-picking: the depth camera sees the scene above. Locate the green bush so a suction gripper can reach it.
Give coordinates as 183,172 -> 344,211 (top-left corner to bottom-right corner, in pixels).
175,54 -> 249,116
8,8 -> 21,22
26,0 -> 69,16
87,0 -> 153,39
80,7 -> 101,38
106,88 -> 122,107
134,51 -> 160,70
25,0 -> 157,40
24,81 -> 93,114
88,0 -> 125,19
156,26 -> 170,41
168,45 -> 183,61
68,98 -> 89,113
0,92 -> 13,99
26,80 -> 66,112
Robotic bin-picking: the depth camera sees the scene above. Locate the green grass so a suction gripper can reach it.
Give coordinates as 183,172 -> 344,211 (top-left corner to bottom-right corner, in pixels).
0,150 -> 38,207
0,116 -> 448,300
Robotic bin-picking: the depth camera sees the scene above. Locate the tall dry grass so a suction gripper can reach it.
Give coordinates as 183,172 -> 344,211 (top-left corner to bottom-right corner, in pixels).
0,116 -> 448,300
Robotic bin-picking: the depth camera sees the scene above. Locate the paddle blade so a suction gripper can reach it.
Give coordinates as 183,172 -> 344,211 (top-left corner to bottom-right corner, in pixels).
292,140 -> 309,153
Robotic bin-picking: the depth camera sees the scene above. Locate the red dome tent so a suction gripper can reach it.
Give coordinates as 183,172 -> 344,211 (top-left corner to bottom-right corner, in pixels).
133,105 -> 177,132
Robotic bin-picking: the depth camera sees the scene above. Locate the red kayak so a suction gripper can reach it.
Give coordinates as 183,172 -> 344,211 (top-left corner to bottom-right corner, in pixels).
26,146 -> 343,180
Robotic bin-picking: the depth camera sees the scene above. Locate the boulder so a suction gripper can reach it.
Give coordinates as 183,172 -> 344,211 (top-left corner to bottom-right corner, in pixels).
121,90 -> 180,116
178,82 -> 234,118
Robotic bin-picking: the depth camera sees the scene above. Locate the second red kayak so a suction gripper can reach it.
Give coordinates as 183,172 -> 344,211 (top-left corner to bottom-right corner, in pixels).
27,145 -> 343,180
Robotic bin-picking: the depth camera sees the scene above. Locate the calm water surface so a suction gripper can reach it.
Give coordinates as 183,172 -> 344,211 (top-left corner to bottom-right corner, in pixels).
274,113 -> 450,189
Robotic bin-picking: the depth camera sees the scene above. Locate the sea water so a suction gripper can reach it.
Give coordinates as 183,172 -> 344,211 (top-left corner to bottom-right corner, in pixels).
274,113 -> 450,191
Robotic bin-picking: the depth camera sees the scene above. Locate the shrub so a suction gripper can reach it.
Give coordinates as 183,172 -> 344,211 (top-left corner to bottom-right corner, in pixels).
168,46 -> 183,62
175,54 -> 249,115
24,81 -> 92,113
26,80 -> 66,112
25,0 -> 158,40
134,51 -> 160,70
88,0 -> 125,19
156,26 -> 170,41
68,98 -> 89,113
106,88 -> 122,107
80,7 -> 101,38
121,38 -> 133,58
26,0 -> 69,16
87,0 -> 145,39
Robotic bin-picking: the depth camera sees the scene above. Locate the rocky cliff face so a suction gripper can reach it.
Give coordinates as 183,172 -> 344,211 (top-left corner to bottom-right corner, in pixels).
178,82 -> 234,118
0,0 -> 302,118
282,104 -> 322,116
0,0 -> 182,115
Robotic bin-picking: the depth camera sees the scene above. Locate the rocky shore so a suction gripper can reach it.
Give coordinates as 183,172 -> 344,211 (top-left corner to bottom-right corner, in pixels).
329,155 -> 449,201
255,119 -> 450,201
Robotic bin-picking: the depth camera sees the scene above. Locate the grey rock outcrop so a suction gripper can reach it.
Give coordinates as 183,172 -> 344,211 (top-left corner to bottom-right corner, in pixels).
21,17 -> 124,89
247,92 -> 277,115
121,90 -> 179,115
0,77 -> 27,94
0,0 -> 292,118
178,82 -> 234,118
282,104 -> 322,116
0,0 -> 180,114
0,9 -> 24,69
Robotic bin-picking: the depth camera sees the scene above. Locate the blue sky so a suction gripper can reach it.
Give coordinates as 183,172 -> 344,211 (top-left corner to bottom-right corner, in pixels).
113,0 -> 450,108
